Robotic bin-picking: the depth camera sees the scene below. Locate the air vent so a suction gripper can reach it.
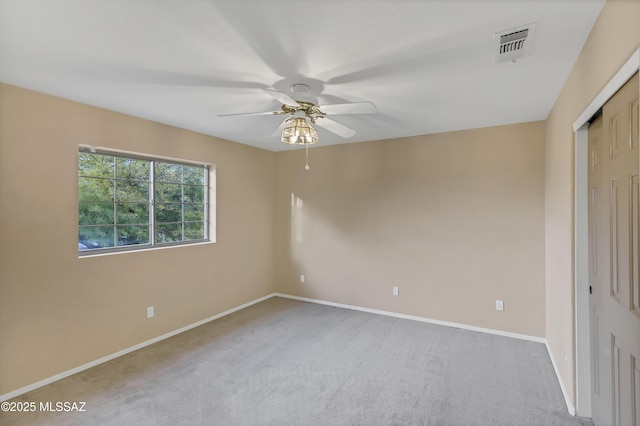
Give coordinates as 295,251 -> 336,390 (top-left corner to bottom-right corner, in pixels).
495,23 -> 536,63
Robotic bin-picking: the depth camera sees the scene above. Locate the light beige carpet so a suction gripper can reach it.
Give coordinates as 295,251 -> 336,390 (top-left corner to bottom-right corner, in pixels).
1,297 -> 593,425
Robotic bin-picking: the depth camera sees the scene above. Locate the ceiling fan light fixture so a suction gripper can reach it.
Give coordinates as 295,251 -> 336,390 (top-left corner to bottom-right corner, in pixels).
281,117 -> 318,145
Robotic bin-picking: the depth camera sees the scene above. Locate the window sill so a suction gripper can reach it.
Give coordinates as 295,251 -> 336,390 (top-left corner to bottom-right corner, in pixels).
78,240 -> 214,258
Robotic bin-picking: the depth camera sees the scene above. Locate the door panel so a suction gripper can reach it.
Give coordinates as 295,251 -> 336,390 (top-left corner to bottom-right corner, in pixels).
589,72 -> 640,426
590,112 -> 607,424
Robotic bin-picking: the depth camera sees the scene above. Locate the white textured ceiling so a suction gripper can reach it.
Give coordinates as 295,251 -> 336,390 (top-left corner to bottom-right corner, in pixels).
0,0 -> 605,151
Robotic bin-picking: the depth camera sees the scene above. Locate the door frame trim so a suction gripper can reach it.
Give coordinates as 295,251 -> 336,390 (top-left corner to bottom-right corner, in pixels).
573,47 -> 639,417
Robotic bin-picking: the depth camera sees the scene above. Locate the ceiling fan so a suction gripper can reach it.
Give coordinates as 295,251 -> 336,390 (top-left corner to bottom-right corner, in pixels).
217,83 -> 376,141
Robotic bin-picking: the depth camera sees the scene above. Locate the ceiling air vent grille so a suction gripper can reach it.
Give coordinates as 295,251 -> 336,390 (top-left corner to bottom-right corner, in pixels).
495,23 -> 536,63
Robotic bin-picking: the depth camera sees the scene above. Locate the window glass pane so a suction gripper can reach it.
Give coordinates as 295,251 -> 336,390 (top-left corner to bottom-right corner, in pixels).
79,150 -> 208,253
79,226 -> 115,249
116,157 -> 149,181
156,203 -> 182,223
156,183 -> 182,203
185,222 -> 205,240
78,153 -> 114,178
184,166 -> 205,185
156,223 -> 182,243
117,225 -> 150,246
156,162 -> 182,183
79,202 -> 114,225
184,184 -> 204,203
116,203 -> 149,225
184,203 -> 204,222
79,177 -> 114,202
116,181 -> 149,203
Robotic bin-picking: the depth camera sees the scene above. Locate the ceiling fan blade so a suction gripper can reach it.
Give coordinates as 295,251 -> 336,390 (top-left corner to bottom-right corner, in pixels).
217,110 -> 281,117
263,89 -> 300,107
319,101 -> 376,115
314,117 -> 357,138
271,119 -> 289,138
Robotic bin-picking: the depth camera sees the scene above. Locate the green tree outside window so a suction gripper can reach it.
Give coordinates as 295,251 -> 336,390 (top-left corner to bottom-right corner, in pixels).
78,151 -> 208,252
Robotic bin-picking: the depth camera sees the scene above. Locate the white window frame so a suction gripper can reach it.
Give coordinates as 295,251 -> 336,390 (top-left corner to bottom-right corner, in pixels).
78,146 -> 213,256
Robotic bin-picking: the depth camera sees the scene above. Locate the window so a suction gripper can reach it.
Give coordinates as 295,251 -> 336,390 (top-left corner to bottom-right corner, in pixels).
78,149 -> 209,254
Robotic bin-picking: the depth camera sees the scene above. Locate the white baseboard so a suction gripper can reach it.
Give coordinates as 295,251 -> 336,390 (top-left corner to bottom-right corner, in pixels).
3,290 -> 576,419
545,341 -> 577,416
274,293 -> 546,343
0,293 -> 277,402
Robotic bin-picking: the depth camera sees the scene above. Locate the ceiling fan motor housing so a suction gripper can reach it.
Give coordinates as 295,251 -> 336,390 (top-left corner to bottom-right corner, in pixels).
290,83 -> 318,105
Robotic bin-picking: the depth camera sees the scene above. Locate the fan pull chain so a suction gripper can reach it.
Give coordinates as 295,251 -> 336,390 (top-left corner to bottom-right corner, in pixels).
305,144 -> 310,170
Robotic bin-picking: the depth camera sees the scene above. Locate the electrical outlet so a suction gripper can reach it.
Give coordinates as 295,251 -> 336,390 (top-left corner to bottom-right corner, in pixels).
300,274 -> 305,283
496,300 -> 504,311
147,306 -> 154,319
393,287 -> 399,296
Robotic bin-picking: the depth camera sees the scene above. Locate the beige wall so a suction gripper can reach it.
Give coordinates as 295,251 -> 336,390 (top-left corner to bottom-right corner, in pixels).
0,84 -> 276,395
544,0 -> 640,409
275,122 -> 546,337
